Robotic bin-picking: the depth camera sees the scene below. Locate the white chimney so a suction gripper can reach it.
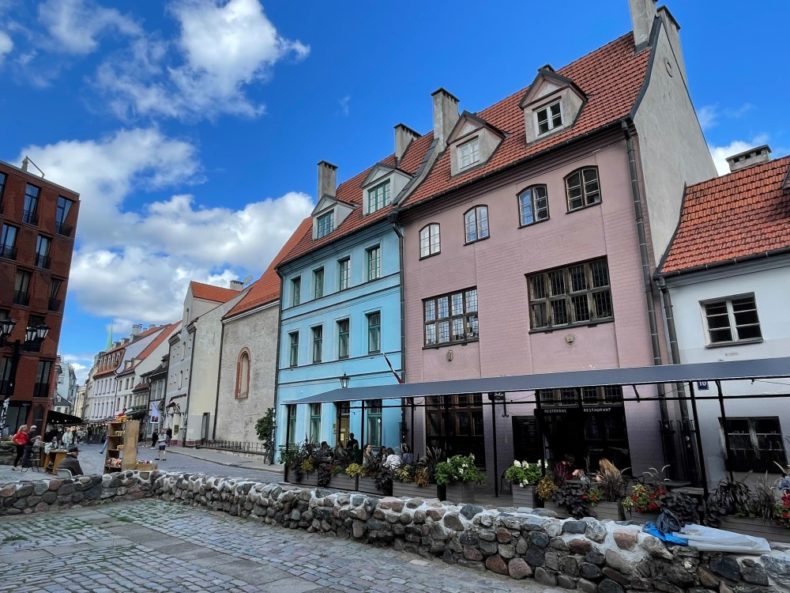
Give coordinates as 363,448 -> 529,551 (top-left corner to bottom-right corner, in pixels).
394,124 -> 421,164
432,88 -> 459,147
317,161 -> 337,200
629,0 -> 657,49
131,324 -> 143,337
726,145 -> 771,173
229,279 -> 244,291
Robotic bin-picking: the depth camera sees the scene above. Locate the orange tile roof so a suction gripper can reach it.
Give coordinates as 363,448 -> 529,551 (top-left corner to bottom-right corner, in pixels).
401,33 -> 650,208
135,322 -> 180,366
190,281 -> 242,303
660,156 -> 790,276
280,133 -> 435,264
224,217 -> 313,319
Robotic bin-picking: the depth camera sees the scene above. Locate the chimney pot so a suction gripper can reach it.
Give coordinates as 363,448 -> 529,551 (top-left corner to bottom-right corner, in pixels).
726,145 -> 771,173
317,161 -> 337,200
629,0 -> 657,49
431,88 -> 460,147
229,279 -> 244,291
131,323 -> 143,337
394,124 -> 421,163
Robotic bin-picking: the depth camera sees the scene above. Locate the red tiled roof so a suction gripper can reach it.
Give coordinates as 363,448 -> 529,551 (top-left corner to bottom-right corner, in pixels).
280,133 -> 435,264
660,156 -> 790,275
224,217 -> 313,319
190,281 -> 242,303
401,33 -> 650,208
135,322 -> 180,365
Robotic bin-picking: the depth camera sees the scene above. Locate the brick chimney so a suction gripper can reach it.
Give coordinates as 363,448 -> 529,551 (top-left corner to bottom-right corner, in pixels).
629,0 -> 657,49
726,145 -> 771,173
432,88 -> 459,147
394,124 -> 421,164
229,279 -> 244,291
317,161 -> 337,200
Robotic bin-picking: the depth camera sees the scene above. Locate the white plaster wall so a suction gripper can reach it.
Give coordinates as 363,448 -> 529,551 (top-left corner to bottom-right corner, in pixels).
215,303 -> 279,443
668,261 -> 790,484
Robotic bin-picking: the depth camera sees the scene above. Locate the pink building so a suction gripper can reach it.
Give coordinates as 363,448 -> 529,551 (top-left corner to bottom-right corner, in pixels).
395,2 -> 716,480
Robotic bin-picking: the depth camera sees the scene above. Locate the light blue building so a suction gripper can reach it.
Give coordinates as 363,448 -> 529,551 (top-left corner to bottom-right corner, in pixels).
275,136 -> 431,452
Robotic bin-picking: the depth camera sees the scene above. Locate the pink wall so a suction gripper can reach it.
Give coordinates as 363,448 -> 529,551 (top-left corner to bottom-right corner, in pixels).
402,140 -> 664,471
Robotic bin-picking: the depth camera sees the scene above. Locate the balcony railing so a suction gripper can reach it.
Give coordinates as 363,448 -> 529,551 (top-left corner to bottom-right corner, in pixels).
23,209 -> 38,225
49,297 -> 62,311
13,291 -> 29,306
0,245 -> 17,260
56,222 -> 74,237
35,254 -> 51,269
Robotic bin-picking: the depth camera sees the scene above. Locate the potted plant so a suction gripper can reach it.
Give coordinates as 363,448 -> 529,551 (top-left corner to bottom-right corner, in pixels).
593,459 -> 628,521
504,460 -> 542,507
713,473 -> 790,543
435,454 -> 485,503
622,483 -> 665,522
357,455 -> 383,494
552,480 -> 601,519
329,445 -> 357,490
536,462 -> 573,517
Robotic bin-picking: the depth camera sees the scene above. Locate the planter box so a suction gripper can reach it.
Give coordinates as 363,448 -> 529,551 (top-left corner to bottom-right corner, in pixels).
330,474 -> 358,491
286,469 -> 318,487
595,501 -> 625,521
357,476 -> 381,495
542,500 -> 569,518
626,511 -> 660,524
511,486 -> 535,508
718,516 -> 790,544
444,483 -> 478,504
393,482 -> 437,500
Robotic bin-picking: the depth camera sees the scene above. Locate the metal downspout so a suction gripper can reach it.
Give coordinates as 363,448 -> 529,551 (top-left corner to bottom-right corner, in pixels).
390,220 -> 408,446
657,279 -> 690,423
182,328 -> 198,446
211,322 -> 226,441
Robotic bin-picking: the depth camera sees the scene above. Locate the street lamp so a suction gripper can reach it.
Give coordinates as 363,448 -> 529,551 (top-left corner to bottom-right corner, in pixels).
0,320 -> 50,433
339,373 -> 350,389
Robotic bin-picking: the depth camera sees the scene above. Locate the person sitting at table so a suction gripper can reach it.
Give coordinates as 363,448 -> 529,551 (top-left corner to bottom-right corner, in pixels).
58,445 -> 84,476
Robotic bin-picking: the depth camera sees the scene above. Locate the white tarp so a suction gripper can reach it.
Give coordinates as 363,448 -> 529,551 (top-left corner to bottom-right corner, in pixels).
676,524 -> 772,554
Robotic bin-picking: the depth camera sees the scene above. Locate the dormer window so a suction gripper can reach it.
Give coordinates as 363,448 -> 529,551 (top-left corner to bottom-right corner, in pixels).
316,211 -> 334,238
536,101 -> 562,135
367,180 -> 391,214
458,137 -> 480,171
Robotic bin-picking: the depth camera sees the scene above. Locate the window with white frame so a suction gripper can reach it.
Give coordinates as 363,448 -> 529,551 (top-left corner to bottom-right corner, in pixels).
311,325 -> 323,363
338,257 -> 351,290
288,332 -> 299,367
366,245 -> 381,281
423,288 -> 479,346
527,258 -> 613,331
703,294 -> 762,346
464,205 -> 489,243
309,403 -> 322,443
316,211 -> 334,238
536,101 -> 562,135
313,268 -> 324,299
291,276 -> 301,307
367,311 -> 381,354
458,137 -> 481,171
366,180 -> 391,214
366,399 -> 382,446
565,167 -> 601,211
518,185 -> 549,226
337,319 -> 350,359
419,224 -> 440,258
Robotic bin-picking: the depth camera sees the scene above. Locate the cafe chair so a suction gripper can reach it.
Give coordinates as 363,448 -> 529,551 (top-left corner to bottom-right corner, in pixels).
57,468 -> 74,479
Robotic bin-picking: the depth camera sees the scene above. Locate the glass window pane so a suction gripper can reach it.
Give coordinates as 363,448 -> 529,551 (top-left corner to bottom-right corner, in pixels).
477,207 -> 489,238
465,289 -> 478,312
424,300 -> 436,322
520,190 -> 534,226
437,296 -> 449,319
438,321 -> 450,343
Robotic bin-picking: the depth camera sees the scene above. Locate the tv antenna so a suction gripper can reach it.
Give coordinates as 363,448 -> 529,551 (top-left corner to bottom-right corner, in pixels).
21,156 -> 46,178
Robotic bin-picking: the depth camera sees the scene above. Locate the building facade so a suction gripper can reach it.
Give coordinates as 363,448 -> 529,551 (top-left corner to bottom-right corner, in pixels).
0,159 -> 80,433
659,149 -> 790,485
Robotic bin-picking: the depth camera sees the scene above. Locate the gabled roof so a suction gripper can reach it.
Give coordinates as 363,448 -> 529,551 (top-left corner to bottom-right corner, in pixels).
659,156 -> 790,276
135,322 -> 180,366
190,281 -> 241,303
400,33 -> 650,208
279,133 -> 435,265
224,217 -> 313,320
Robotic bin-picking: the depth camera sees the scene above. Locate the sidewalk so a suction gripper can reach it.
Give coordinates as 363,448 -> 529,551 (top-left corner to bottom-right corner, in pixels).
168,444 -> 285,473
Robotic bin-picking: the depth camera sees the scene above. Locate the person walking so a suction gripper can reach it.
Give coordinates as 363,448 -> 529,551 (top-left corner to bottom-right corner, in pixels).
151,431 -> 158,449
156,432 -> 167,461
11,425 -> 29,470
21,425 -> 38,470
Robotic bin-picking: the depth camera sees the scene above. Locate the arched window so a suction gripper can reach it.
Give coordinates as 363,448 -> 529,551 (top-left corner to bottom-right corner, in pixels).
235,349 -> 251,399
565,167 -> 601,212
419,223 -> 441,258
518,185 -> 549,226
464,205 -> 489,244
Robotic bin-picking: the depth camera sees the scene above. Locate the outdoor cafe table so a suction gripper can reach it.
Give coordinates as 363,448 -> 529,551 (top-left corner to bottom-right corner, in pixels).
42,449 -> 68,473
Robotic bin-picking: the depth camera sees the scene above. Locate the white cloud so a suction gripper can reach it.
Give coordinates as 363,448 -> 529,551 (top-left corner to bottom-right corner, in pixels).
697,105 -> 717,131
0,30 -> 12,62
17,129 -> 312,324
38,0 -> 141,55
96,0 -> 309,120
709,135 -> 769,175
61,354 -> 95,384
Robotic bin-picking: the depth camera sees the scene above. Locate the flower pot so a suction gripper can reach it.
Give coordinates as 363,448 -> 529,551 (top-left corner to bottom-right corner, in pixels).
511,485 -> 535,508
330,474 -> 358,491
445,482 -> 477,504
357,476 -> 381,495
393,481 -> 436,500
627,510 -> 659,524
718,516 -> 790,544
542,500 -> 569,518
595,501 -> 625,521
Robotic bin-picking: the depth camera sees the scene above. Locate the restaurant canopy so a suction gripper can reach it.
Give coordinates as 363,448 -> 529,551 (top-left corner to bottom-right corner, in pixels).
294,357 -> 790,404
46,410 -> 85,426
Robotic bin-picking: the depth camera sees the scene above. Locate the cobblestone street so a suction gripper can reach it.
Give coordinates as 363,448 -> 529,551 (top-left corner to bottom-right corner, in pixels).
0,499 -> 556,593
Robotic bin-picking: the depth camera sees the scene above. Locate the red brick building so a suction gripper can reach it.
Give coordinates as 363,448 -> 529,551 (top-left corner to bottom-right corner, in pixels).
0,159 -> 80,433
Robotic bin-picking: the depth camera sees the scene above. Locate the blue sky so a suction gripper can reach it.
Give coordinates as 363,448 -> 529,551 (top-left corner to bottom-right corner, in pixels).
1,0 -> 787,382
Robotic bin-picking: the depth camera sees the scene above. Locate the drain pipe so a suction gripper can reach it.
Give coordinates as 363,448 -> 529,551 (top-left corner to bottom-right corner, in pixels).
657,277 -> 690,423
622,120 -> 671,426
389,218 -> 408,444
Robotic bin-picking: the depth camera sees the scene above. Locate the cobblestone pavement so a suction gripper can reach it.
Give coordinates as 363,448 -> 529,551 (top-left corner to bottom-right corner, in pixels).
0,500 -> 558,593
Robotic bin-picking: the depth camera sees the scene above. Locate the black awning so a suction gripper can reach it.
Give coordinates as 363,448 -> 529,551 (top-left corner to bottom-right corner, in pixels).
293,357 -> 790,404
46,410 -> 85,426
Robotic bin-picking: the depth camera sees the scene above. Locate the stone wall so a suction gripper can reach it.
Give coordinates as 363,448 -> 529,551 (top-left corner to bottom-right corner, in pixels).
2,471 -> 787,593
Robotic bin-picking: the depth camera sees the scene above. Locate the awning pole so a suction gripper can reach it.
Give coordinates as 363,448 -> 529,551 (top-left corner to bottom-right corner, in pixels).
284,405 -> 292,481
360,400 -> 365,450
490,394 -> 499,497
716,380 -> 735,484
687,382 -> 709,499
535,391 -> 546,478
410,399 -> 415,455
